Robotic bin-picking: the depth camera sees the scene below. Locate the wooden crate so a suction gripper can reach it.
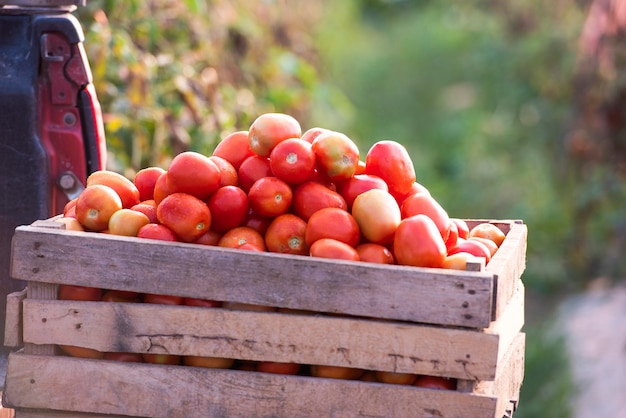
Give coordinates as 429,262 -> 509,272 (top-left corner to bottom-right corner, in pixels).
2,218 -> 527,418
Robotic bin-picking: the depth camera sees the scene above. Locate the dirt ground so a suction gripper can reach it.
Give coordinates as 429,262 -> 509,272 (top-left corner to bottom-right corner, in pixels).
557,279 -> 626,418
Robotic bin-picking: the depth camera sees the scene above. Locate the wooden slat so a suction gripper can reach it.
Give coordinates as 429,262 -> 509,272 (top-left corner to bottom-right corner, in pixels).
4,289 -> 27,348
4,351 -> 504,418
10,225 -> 497,328
22,299 -> 504,380
486,222 -> 527,320
22,284 -> 56,356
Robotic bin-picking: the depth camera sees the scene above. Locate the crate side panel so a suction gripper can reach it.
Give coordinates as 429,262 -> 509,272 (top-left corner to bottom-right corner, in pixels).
23,300 -> 501,380
4,352 -> 499,418
485,222 -> 527,320
11,226 -> 494,327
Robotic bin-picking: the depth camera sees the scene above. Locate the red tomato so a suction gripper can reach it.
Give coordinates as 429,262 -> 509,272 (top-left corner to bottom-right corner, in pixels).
86,170 -> 140,209
194,229 -> 222,246
58,285 -> 102,301
156,192 -> 212,242
309,238 -> 359,261
183,298 -> 222,307
247,177 -> 293,218
248,113 -> 302,157
393,214 -> 447,268
142,353 -> 181,365
130,202 -> 158,224
137,223 -> 179,242
451,218 -> 470,240
311,131 -> 360,182
291,181 -> 348,221
207,185 -> 249,233
256,361 -> 301,375
264,213 -> 308,255
351,189 -> 401,245
238,155 -> 273,193
448,239 -> 492,263
103,352 -> 144,363
153,171 -> 173,205
166,151 -> 221,200
300,127 -> 330,144
133,166 -> 166,202
208,155 -> 239,187
445,220 -> 459,252
364,140 -> 416,196
338,174 -> 389,210
400,193 -> 451,242
144,293 -> 184,305
218,226 -> 267,251
212,130 -> 254,170
243,209 -> 272,236
414,375 -> 457,390
75,184 -> 123,232
390,181 -> 430,208
305,207 -> 360,248
355,243 -> 395,264
469,237 -> 498,257
269,138 -> 316,185
101,290 -> 141,303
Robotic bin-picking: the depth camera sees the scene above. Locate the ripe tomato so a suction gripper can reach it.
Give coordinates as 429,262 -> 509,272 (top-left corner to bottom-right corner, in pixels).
442,252 -> 475,270
207,185 -> 249,233
142,353 -> 181,365
103,352 -> 144,363
256,361 -> 301,375
247,177 -> 293,218
54,216 -> 84,231
243,209 -> 272,236
86,170 -> 141,209
153,171 -> 173,205
390,181 -> 430,208
337,174 -> 389,210
393,214 -> 447,268
59,284 -> 102,301
364,140 -> 416,196
448,239 -> 492,263
309,365 -> 364,380
183,298 -> 222,308
59,345 -> 104,359
375,371 -> 417,385
469,223 -> 506,247
137,223 -> 179,242
212,130 -> 254,170
269,138 -> 316,185
144,293 -> 184,305
63,198 -> 77,217
469,237 -> 498,257
108,208 -> 150,237
445,220 -> 459,252
264,213 -> 308,255
300,127 -> 330,144
414,375 -> 457,390
133,166 -> 165,202
451,218 -> 470,240
194,229 -> 222,246
156,193 -> 212,242
208,155 -> 239,187
238,155 -> 273,193
309,238 -> 359,261
305,207 -> 360,248
248,112 -> 302,157
166,151 -> 221,200
291,181 -> 347,221
355,243 -> 395,264
311,131 -> 360,182
218,226 -> 267,251
400,193 -> 451,242
351,189 -> 401,245
75,184 -> 123,232
130,202 -> 158,224
184,355 -> 234,369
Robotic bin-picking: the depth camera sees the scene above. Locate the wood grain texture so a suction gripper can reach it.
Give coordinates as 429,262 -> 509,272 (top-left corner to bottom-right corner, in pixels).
10,225 -> 499,328
3,289 -> 26,348
4,351 -> 505,418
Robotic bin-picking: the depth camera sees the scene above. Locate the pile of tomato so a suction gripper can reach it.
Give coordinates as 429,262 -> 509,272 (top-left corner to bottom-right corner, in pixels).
55,112 -> 507,387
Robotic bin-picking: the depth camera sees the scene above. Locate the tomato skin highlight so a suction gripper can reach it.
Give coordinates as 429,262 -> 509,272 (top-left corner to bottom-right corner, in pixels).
269,138 -> 316,185
393,214 -> 447,268
248,113 -> 302,157
212,130 -> 254,171
309,238 -> 360,261
311,131 -> 360,182
166,151 -> 221,200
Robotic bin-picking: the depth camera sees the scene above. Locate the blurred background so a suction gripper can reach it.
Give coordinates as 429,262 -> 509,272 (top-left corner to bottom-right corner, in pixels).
75,1 -> 626,416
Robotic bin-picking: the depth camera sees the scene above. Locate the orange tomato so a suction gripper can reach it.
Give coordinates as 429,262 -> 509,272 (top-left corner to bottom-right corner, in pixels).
309,238 -> 359,261
152,171 -> 173,205
86,170 -> 140,209
451,218 -> 470,240
300,127 -> 330,144
108,208 -> 150,237
54,216 -> 85,231
469,223 -> 506,247
310,365 -> 364,380
355,243 -> 395,264
305,207 -> 360,248
209,155 -> 239,187
256,361 -> 301,375
184,356 -> 235,369
442,252 -> 475,271
375,371 -> 417,385
351,189 -> 401,245
156,193 -> 212,242
264,213 -> 308,255
75,184 -> 123,231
